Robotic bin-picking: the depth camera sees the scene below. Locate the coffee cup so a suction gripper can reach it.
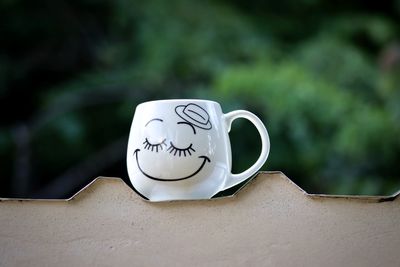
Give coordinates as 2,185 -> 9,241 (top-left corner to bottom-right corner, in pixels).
127,99 -> 270,201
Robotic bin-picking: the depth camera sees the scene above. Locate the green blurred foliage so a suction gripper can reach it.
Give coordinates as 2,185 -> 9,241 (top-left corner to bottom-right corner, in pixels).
212,59 -> 400,194
0,0 -> 399,197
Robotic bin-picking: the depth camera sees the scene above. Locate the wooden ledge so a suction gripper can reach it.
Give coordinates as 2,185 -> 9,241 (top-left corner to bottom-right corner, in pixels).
1,172 -> 399,266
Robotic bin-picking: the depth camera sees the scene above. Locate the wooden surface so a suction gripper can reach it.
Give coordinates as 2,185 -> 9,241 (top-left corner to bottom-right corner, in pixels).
1,172 -> 399,266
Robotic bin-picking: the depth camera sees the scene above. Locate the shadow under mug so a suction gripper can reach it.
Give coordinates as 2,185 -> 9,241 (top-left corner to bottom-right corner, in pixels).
127,99 -> 270,201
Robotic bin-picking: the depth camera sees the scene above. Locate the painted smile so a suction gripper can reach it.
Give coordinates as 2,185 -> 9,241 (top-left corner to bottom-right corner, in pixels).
133,149 -> 210,182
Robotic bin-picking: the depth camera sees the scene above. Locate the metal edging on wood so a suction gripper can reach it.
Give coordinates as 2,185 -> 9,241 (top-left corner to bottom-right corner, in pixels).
0,171 -> 398,203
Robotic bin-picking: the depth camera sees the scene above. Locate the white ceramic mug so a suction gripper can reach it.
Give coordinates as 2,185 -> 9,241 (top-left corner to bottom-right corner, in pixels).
127,99 -> 270,201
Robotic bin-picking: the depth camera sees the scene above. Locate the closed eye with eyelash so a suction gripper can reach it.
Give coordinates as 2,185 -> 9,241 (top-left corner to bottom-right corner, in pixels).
167,142 -> 195,157
143,138 -> 167,152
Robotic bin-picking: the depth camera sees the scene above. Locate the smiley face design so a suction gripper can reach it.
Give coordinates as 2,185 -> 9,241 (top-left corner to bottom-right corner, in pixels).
133,103 -> 212,182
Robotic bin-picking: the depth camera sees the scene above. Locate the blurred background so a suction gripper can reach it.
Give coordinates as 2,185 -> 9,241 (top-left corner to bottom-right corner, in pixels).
1,0 -> 400,198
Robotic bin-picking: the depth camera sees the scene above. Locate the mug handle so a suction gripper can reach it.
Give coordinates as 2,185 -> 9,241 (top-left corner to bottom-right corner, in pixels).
222,110 -> 270,190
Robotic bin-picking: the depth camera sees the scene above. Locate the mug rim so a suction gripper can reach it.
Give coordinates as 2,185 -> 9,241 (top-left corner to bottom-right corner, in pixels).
136,99 -> 220,107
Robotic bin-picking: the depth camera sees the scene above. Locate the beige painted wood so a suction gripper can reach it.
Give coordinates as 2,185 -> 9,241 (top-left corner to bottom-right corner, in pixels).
1,172 -> 399,267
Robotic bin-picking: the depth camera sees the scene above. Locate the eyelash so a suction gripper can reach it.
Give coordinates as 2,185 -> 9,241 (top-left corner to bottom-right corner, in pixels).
167,142 -> 195,157
143,138 -> 167,152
